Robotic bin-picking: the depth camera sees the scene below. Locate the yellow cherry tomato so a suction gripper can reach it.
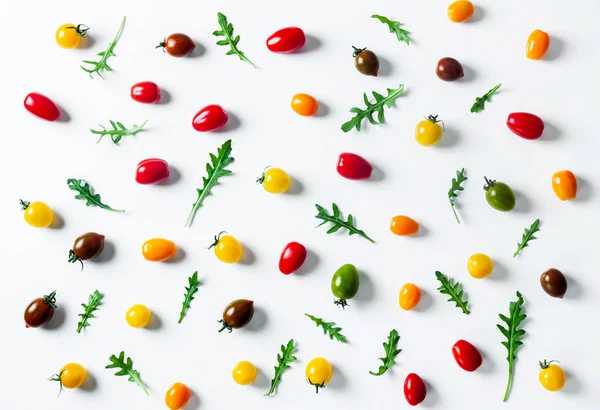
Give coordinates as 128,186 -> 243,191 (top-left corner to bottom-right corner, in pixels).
526,30 -> 550,60
390,215 -> 419,236
142,238 -> 177,262
210,232 -> 243,263
291,93 -> 319,117
399,283 -> 421,310
232,361 -> 257,385
56,23 -> 89,49
257,167 -> 291,194
415,115 -> 444,146
447,1 -> 475,23
126,304 -> 152,328
467,253 -> 494,279
21,200 -> 53,228
165,382 -> 191,410
305,357 -> 332,393
552,170 -> 577,201
539,360 -> 565,391
49,363 -> 87,393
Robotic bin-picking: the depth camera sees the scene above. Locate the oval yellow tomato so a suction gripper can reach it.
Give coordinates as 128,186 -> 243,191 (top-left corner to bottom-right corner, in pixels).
165,382 -> 191,410
552,170 -> 577,201
539,360 -> 565,391
258,167 -> 291,194
291,93 -> 319,117
232,361 -> 257,385
390,215 -> 419,236
415,115 -> 443,146
399,283 -> 421,310
467,253 -> 494,279
126,304 -> 152,328
305,357 -> 332,393
447,1 -> 475,23
211,233 -> 243,263
142,238 -> 177,262
526,30 -> 550,60
56,23 -> 88,49
21,200 -> 53,228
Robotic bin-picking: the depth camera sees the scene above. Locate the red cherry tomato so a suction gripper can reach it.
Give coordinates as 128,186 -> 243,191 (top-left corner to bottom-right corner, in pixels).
266,27 -> 306,53
404,373 -> 426,406
136,159 -> 170,185
279,242 -> 307,275
452,340 -> 483,372
506,112 -> 544,140
24,92 -> 60,121
192,105 -> 228,132
337,153 -> 373,180
131,81 -> 161,104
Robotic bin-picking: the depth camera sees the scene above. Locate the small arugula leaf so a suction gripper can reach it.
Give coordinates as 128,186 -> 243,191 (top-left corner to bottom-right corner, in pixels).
76,290 -> 103,333
105,351 -> 149,395
81,16 -> 126,79
448,168 -> 468,224
315,203 -> 374,243
265,339 -> 297,396
185,139 -> 235,227
91,120 -> 147,144
435,271 -> 470,314
497,291 -> 526,401
305,314 -> 347,343
341,84 -> 404,132
213,12 -> 256,68
471,83 -> 501,113
513,219 -> 541,257
67,178 -> 124,213
178,271 -> 201,323
371,14 -> 410,45
369,329 -> 401,376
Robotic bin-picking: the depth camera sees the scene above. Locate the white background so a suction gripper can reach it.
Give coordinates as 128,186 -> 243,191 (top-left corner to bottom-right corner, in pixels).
1,0 -> 599,409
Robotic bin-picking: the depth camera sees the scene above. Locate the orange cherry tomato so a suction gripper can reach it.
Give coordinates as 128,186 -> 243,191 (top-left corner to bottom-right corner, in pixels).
390,216 -> 419,236
291,93 -> 319,117
447,1 -> 475,23
399,283 -> 421,310
165,382 -> 191,410
526,30 -> 550,60
552,170 -> 577,201
142,238 -> 177,262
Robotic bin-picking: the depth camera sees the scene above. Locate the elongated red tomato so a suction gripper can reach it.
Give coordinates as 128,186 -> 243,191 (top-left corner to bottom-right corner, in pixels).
452,340 -> 482,372
131,81 -> 161,104
404,373 -> 426,406
507,112 -> 544,140
192,105 -> 228,132
24,92 -> 60,121
266,27 -> 305,53
279,242 -> 307,275
136,159 -> 170,185
337,153 -> 373,180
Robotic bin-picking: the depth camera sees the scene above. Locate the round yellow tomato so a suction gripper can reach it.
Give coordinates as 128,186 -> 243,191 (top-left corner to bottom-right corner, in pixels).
126,304 -> 152,328
415,115 -> 443,146
467,253 -> 494,279
399,283 -> 421,310
165,382 -> 191,410
211,232 -> 243,263
291,93 -> 319,117
142,238 -> 177,262
232,361 -> 257,385
21,200 -> 53,228
526,29 -> 550,60
539,360 -> 565,391
447,1 -> 475,23
258,167 -> 291,194
56,23 -> 89,49
305,357 -> 332,393
50,363 -> 87,392
552,170 -> 577,201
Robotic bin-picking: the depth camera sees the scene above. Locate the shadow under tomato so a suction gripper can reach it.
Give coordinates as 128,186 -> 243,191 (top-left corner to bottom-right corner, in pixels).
44,306 -> 66,330
376,55 -> 393,77
467,5 -> 486,23
296,248 -> 319,275
562,368 -> 583,394
544,35 -> 564,62
95,240 -> 116,263
157,88 -> 172,105
327,363 -> 348,390
146,312 -> 162,330
297,34 -> 322,53
563,273 -> 583,300
239,244 -> 256,265
214,112 -> 241,133
245,305 -> 267,332
186,391 -> 201,410
477,347 -> 496,374
413,288 -> 433,312
49,211 -> 65,229
314,100 -> 330,118
166,247 -> 186,263
354,270 -> 375,303
157,165 -> 181,186
512,188 -> 533,213
251,367 -> 270,389
57,104 -> 71,123
575,175 -> 593,202
80,372 -> 97,392
436,124 -> 461,148
488,259 -> 509,281
286,177 -> 304,195
421,378 -> 440,408
188,41 -> 205,58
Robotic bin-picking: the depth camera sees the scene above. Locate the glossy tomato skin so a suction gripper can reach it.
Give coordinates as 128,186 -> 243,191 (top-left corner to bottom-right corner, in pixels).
291,93 -> 319,116
507,112 -> 544,140
159,33 -> 195,57
24,92 -> 60,121
192,105 -> 228,132
526,30 -> 550,60
399,283 -> 421,310
131,81 -> 161,104
337,153 -> 373,180
267,27 -> 306,53
136,159 -> 170,184
484,178 -> 516,212
436,57 -> 464,81
220,299 -> 254,331
331,264 -> 359,307
72,232 -> 105,261
142,238 -> 177,262
279,242 -> 307,274
24,291 -> 56,328
404,373 -> 427,406
552,170 -> 577,201
165,382 -> 191,410
452,340 -> 483,371
447,1 -> 475,22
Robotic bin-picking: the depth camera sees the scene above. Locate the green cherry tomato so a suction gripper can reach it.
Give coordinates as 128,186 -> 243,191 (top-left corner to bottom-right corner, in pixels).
331,264 -> 359,308
484,177 -> 515,212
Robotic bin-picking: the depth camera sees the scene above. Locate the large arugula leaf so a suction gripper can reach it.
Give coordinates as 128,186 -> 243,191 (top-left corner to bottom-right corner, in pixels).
341,84 -> 404,132
178,271 -> 201,323
106,351 -> 148,395
497,291 -> 526,401
305,314 -> 347,343
435,271 -> 470,314
315,203 -> 374,243
213,12 -> 256,68
76,290 -> 103,333
67,178 -> 124,213
265,339 -> 297,396
369,329 -> 401,376
371,15 -> 410,45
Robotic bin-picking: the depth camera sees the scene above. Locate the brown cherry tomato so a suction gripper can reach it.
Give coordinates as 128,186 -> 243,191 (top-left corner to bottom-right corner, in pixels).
552,170 -> 577,201
526,30 -> 550,60
24,291 -> 57,328
436,57 -> 464,81
390,216 -> 419,236
447,1 -> 475,22
68,232 -> 105,270
352,46 -> 379,76
218,299 -> 254,333
540,268 -> 567,298
157,33 -> 195,57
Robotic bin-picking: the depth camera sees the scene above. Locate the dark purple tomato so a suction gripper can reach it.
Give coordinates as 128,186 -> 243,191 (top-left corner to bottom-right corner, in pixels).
540,268 -> 567,298
157,33 -> 195,57
337,153 -> 373,180
436,57 -> 464,81
24,291 -> 57,328
266,27 -> 306,53
69,232 -> 105,270
353,47 -> 379,76
218,299 -> 254,332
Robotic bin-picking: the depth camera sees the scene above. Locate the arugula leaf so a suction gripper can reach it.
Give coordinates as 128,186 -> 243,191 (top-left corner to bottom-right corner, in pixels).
185,139 -> 235,227
77,290 -> 103,333
91,120 -> 147,144
514,219 -> 541,257
448,168 -> 468,224
67,178 -> 124,213
497,291 -> 526,401
369,329 -> 401,376
371,15 -> 410,45
315,203 -> 374,243
106,351 -> 149,395
342,84 -> 404,132
81,16 -> 126,79
435,271 -> 470,314
178,271 -> 201,323
471,83 -> 501,113
213,12 -> 256,68
305,314 -> 347,343
265,339 -> 297,396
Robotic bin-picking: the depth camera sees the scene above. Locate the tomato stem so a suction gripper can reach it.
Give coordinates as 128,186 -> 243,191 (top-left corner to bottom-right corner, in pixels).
43,291 -> 57,309
483,176 -> 496,190
352,46 -> 366,58
19,199 -> 30,211
217,319 -> 232,333
207,231 -> 227,250
307,379 -> 325,394
47,369 -> 66,398
333,299 -> 349,309
68,24 -> 90,37
539,359 -> 559,370
68,249 -> 84,272
155,39 -> 167,51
